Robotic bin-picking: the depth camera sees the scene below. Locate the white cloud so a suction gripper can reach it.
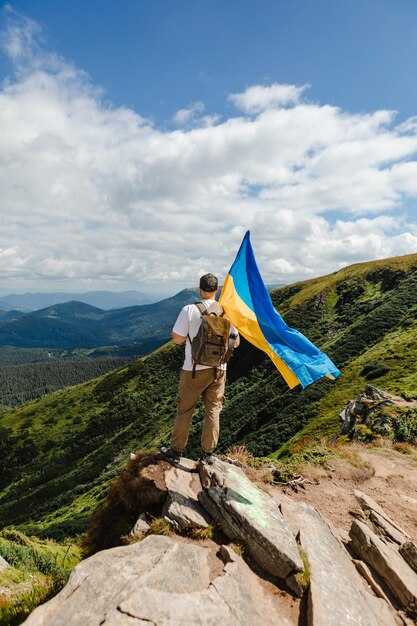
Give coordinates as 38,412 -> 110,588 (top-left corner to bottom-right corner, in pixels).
228,83 -> 309,113
172,101 -> 205,125
0,12 -> 417,293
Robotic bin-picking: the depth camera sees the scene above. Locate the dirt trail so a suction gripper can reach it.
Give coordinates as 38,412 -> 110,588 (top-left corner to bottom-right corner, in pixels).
272,444 -> 417,541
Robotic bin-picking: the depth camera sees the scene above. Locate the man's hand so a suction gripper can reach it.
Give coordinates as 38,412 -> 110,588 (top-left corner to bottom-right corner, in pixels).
172,331 -> 187,345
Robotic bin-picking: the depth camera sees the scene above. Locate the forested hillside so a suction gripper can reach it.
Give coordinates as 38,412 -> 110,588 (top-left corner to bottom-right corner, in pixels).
1,252 -> 417,540
0,358 -> 132,407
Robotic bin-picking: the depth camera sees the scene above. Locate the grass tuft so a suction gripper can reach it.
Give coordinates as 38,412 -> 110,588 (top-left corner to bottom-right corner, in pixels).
294,546 -> 311,592
229,541 -> 245,557
225,445 -> 253,465
147,518 -> 173,537
190,524 -> 216,541
393,442 -> 413,455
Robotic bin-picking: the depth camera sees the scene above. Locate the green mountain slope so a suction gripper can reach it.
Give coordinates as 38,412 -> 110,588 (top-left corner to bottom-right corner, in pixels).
1,253 -> 417,539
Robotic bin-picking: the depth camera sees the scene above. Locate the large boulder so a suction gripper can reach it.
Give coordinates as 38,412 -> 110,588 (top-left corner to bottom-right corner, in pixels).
22,535 -> 294,626
198,457 -> 303,585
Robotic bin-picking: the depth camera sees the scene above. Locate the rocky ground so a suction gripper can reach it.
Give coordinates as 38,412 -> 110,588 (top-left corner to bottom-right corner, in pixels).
281,443 -> 417,542
19,442 -> 417,626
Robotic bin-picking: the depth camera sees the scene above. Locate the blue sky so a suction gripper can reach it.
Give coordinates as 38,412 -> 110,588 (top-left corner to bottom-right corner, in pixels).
0,1 -> 417,293
4,0 -> 417,123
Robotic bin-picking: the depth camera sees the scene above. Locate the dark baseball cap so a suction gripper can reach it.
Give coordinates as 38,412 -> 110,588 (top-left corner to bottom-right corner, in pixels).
199,273 -> 218,292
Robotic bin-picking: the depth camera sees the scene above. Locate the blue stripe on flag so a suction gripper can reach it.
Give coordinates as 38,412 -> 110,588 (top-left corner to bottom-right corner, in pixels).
229,231 -> 340,388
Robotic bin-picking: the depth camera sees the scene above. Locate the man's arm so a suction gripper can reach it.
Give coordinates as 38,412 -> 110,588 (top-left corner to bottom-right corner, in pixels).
172,306 -> 189,344
172,331 -> 187,345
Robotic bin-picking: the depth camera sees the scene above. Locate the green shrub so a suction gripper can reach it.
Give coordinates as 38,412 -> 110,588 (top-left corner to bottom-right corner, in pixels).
353,423 -> 375,442
403,391 -> 417,402
393,409 -> 417,442
0,529 -> 32,547
360,360 -> 391,380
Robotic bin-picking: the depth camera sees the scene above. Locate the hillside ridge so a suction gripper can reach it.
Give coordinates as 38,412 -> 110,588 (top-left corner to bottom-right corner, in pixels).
0,251 -> 416,541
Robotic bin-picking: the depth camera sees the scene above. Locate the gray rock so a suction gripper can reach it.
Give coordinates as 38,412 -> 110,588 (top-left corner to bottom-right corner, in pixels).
198,457 -> 303,583
353,559 -> 392,604
99,613 -> 148,625
130,512 -> 150,537
162,457 -> 212,530
364,385 -> 393,401
22,535 -> 211,625
338,386 -> 398,438
369,510 -> 406,545
399,541 -> 417,574
22,535 -> 293,626
275,494 -> 397,626
354,490 -> 410,539
350,519 -> 417,613
119,544 -> 293,626
353,489 -> 409,543
0,555 -> 9,572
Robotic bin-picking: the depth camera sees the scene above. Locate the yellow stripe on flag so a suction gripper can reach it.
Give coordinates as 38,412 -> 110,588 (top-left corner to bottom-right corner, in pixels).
220,274 -> 301,389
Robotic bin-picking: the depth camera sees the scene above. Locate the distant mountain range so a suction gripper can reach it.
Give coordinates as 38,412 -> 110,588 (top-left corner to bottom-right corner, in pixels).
0,290 -> 167,312
0,289 -> 201,349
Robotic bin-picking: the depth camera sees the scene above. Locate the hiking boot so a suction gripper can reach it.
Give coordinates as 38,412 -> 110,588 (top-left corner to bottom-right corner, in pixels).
160,445 -> 181,466
200,451 -> 214,465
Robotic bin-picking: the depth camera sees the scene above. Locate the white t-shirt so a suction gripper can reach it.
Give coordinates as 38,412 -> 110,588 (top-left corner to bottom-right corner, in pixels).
172,299 -> 238,371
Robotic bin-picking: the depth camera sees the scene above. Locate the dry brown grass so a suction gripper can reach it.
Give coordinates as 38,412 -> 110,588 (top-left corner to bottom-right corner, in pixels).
393,442 -> 413,455
293,462 -> 327,483
147,517 -> 173,537
335,444 -> 370,468
225,445 -> 253,465
120,533 -> 144,545
229,541 -> 246,557
243,464 -> 274,486
81,452 -> 168,557
190,524 -> 216,541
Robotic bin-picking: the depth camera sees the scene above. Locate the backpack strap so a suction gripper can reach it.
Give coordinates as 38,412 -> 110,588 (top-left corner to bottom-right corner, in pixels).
195,301 -> 208,316
187,302 -> 206,347
195,301 -> 225,317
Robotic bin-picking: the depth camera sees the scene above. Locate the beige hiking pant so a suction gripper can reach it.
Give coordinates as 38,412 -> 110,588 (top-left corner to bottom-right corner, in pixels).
171,368 -> 226,453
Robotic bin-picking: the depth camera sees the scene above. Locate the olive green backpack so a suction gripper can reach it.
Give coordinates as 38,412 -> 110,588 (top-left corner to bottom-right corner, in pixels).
188,302 -> 234,376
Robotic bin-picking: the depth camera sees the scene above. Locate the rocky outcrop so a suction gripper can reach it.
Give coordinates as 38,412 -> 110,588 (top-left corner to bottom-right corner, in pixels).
350,520 -> 417,614
350,489 -> 417,618
198,456 -> 303,584
21,455 -> 417,625
338,385 -> 417,440
275,493 -> 397,626
22,535 -> 291,626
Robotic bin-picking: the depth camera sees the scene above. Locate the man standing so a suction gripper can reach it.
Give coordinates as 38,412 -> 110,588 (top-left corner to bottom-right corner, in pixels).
161,273 -> 239,465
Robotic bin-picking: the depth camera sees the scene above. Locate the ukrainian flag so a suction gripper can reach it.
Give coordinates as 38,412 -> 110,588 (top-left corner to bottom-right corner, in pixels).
219,231 -> 340,389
